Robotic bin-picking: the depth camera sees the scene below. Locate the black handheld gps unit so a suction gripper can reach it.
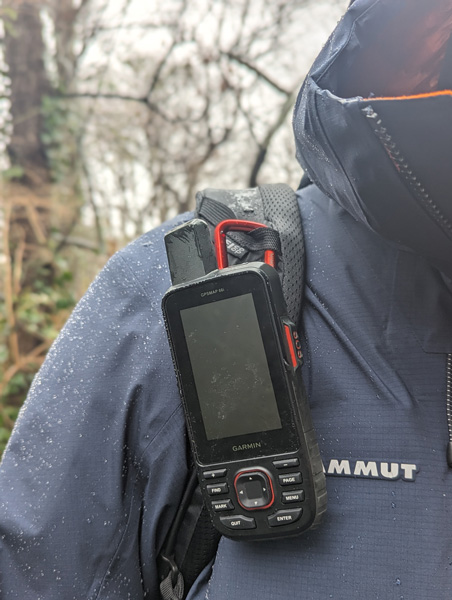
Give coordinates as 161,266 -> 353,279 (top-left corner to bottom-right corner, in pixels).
162,218 -> 326,541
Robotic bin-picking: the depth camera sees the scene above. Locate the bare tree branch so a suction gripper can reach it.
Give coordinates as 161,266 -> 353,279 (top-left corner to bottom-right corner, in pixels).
222,51 -> 291,95
64,91 -> 201,124
249,91 -> 297,187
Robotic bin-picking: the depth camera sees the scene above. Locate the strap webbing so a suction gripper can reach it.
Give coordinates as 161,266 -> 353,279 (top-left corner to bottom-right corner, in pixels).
197,196 -> 281,254
160,571 -> 184,600
196,196 -> 236,224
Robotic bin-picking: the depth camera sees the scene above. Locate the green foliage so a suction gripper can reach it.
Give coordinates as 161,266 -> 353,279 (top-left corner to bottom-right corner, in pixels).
2,372 -> 35,403
18,256 -> 75,339
41,95 -> 81,183
0,6 -> 18,37
1,165 -> 25,181
15,268 -> 75,340
0,404 -> 20,456
0,254 -> 76,458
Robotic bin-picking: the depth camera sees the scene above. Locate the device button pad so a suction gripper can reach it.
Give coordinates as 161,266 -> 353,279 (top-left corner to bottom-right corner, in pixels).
202,452 -> 310,538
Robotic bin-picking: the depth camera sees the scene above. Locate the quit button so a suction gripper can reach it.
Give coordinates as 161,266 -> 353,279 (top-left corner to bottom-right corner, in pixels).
220,515 -> 256,530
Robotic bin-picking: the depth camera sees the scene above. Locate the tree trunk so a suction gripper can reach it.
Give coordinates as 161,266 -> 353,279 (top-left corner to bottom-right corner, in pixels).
0,0 -> 80,441
3,0 -> 53,359
4,0 -> 51,181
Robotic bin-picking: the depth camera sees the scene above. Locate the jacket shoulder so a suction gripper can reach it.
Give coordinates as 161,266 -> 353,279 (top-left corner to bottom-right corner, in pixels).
113,213 -> 193,297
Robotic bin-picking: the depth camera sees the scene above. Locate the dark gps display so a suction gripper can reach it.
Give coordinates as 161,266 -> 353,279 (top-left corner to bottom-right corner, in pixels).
180,293 -> 282,440
163,269 -> 302,465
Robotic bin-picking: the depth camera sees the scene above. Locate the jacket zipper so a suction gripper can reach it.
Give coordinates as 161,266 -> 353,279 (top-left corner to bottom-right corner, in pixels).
447,354 -> 452,467
363,106 -> 452,467
362,105 -> 452,239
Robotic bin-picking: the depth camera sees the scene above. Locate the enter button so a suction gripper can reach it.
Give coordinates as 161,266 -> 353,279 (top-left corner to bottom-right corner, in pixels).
268,508 -> 303,527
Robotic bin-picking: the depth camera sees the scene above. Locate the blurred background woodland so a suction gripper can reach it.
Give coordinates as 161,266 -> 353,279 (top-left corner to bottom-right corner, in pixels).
0,0 -> 346,453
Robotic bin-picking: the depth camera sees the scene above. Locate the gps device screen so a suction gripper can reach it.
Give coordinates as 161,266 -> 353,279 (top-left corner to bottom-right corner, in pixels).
163,268 -> 302,465
180,293 -> 282,440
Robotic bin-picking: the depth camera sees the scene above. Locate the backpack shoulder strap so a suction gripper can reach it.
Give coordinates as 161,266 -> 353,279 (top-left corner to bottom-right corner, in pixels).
158,183 -> 305,600
195,183 -> 305,326
159,470 -> 221,600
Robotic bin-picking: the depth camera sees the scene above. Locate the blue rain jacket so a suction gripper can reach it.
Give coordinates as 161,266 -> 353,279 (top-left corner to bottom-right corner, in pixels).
2,0 -> 452,598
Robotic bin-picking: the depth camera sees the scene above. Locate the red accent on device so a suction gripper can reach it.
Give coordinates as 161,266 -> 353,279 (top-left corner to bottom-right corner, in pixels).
214,219 -> 275,269
284,324 -> 298,368
234,469 -> 275,511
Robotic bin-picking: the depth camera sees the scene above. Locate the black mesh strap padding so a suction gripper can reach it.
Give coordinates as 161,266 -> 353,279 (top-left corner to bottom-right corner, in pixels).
195,183 -> 304,325
259,183 -> 305,327
179,502 -> 221,591
158,469 -> 220,600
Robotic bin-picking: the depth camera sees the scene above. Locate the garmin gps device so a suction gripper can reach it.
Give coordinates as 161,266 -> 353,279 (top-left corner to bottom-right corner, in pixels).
162,218 -> 326,541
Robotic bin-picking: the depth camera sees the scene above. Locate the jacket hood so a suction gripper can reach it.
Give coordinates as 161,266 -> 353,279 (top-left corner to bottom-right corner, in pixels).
294,0 -> 452,276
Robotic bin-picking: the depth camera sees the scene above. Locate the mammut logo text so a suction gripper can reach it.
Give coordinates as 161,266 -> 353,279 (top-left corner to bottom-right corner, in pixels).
324,459 -> 419,482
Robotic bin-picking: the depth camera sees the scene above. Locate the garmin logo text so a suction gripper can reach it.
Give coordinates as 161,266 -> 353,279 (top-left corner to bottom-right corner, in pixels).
232,442 -> 262,452
201,288 -> 225,297
324,459 -> 419,482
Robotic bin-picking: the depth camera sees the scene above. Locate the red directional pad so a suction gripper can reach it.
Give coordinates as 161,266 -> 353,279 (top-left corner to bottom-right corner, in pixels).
234,469 -> 275,510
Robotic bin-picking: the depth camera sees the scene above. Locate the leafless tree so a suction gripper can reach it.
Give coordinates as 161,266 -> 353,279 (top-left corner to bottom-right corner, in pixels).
0,0 -> 346,445
74,0 -> 347,239
0,0 -> 93,436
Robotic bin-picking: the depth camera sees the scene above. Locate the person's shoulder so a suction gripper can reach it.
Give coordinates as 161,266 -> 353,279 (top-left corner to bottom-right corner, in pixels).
120,212 -> 193,262
98,212 -> 193,299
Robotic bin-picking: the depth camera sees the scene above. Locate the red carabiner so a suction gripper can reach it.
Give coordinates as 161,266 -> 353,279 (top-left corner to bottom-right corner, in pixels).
214,219 -> 275,270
